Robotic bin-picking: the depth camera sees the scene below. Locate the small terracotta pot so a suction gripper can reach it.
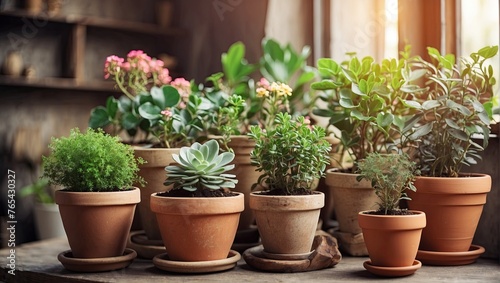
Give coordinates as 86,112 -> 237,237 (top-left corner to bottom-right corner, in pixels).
134,147 -> 179,240
407,174 -> 491,252
249,192 -> 324,256
358,210 -> 426,267
150,192 -> 244,261
55,188 -> 140,258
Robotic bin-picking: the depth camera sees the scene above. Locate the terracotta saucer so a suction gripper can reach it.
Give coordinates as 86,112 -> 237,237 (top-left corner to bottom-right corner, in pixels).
127,230 -> 166,259
58,248 -> 137,272
261,249 -> 314,260
153,250 -> 241,273
363,260 -> 422,277
416,244 -> 485,266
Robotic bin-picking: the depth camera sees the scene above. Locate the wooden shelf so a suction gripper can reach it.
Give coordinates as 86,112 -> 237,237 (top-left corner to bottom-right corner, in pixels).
0,10 -> 184,36
0,75 -> 118,92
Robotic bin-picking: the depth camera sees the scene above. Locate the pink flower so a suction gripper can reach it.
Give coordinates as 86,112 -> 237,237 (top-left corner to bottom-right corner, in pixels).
257,78 -> 270,90
104,55 -> 124,78
158,68 -> 172,84
121,62 -> 131,71
171,78 -> 191,98
161,109 -> 173,117
150,59 -> 165,73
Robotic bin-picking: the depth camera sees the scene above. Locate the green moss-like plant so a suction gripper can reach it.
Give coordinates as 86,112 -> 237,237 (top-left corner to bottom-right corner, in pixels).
42,128 -> 145,192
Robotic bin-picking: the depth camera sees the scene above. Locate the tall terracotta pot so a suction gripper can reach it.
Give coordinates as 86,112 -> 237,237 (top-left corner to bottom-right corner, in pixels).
134,147 -> 179,240
55,188 -> 140,258
150,192 -> 244,261
324,169 -> 378,256
358,210 -> 426,267
407,174 -> 491,252
249,192 -> 324,257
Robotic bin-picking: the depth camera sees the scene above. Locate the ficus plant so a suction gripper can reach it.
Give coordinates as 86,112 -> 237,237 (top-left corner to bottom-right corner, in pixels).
403,45 -> 498,177
356,153 -> 418,215
312,46 -> 426,169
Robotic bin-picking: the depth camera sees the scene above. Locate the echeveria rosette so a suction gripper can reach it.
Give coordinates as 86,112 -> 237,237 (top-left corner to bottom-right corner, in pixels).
164,140 -> 238,192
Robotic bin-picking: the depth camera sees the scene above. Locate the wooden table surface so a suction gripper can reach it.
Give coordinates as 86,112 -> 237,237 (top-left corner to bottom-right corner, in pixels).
1,236 -> 499,283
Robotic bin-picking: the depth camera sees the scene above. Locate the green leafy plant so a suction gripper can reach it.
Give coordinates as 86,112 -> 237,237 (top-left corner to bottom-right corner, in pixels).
248,112 -> 332,195
356,153 -> 418,215
163,139 -> 238,194
312,47 -> 425,169
42,128 -> 145,192
404,46 -> 498,177
20,178 -> 53,204
260,38 -> 317,116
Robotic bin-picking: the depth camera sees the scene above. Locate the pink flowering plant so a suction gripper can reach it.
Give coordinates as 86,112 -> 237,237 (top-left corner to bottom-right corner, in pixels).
90,50 -> 206,147
104,50 -> 172,99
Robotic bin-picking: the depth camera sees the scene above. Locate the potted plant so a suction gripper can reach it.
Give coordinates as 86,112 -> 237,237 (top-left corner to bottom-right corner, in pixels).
89,50 -> 207,250
42,128 -> 143,272
403,45 -> 498,264
150,139 -> 243,272
311,47 -> 425,255
356,152 -> 426,277
20,178 -> 65,240
247,112 -> 331,260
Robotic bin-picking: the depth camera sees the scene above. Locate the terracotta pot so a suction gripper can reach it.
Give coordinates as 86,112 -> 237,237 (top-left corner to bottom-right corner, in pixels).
150,192 -> 244,261
407,174 -> 491,252
134,147 -> 179,240
249,192 -> 324,256
55,188 -> 140,258
209,135 -> 259,230
325,169 -> 378,234
358,210 -> 426,267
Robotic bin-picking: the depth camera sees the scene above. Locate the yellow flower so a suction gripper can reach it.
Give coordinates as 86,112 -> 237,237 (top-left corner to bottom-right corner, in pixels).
256,87 -> 270,97
277,83 -> 292,97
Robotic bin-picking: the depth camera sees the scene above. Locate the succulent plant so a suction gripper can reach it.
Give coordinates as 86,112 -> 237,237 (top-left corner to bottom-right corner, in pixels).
164,139 -> 238,192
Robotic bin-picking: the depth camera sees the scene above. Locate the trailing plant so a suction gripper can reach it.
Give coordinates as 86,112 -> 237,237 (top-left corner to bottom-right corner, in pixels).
163,139 -> 238,195
312,47 -> 425,169
248,112 -> 331,195
403,46 -> 498,177
356,153 -> 418,215
42,128 -> 145,192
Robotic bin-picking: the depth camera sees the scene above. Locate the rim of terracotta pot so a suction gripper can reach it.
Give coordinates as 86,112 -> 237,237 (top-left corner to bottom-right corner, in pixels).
325,168 -> 372,188
133,146 -> 180,168
55,187 -> 140,206
358,210 -> 427,230
414,174 -> 491,195
249,191 -> 324,211
150,191 -> 244,215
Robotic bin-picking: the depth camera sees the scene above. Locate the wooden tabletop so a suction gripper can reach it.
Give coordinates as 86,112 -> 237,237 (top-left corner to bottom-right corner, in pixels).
1,236 -> 499,282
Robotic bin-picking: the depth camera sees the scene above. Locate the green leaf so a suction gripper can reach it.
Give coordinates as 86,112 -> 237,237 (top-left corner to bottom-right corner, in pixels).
402,100 -> 421,109
106,97 -> 119,118
88,107 -> 110,128
222,41 -> 245,82
376,112 -> 393,127
445,118 -> 460,129
311,80 -> 341,90
446,100 -> 471,116
422,100 -> 441,110
138,102 -> 162,120
351,110 -> 370,121
447,128 -> 468,141
151,85 -> 181,109
409,122 -> 433,140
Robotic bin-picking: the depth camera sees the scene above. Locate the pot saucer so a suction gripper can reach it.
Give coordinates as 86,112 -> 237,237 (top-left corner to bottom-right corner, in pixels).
58,248 -> 136,272
261,249 -> 314,260
416,244 -> 485,266
153,250 -> 241,273
363,260 -> 422,277
127,230 -> 166,259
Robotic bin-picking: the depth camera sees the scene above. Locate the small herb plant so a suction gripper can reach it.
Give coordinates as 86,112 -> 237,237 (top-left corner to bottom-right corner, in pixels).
163,139 -> 238,196
42,128 -> 145,192
404,46 -> 498,177
356,153 -> 418,215
20,178 -> 53,204
248,112 -> 332,195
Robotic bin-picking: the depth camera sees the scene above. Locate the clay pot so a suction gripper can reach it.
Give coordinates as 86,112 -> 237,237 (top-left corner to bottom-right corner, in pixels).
24,0 -> 43,14
133,147 -> 179,240
358,210 -> 426,267
407,174 -> 491,252
325,169 -> 378,234
150,192 -> 244,261
55,188 -> 140,258
249,192 -> 324,257
2,51 -> 23,77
